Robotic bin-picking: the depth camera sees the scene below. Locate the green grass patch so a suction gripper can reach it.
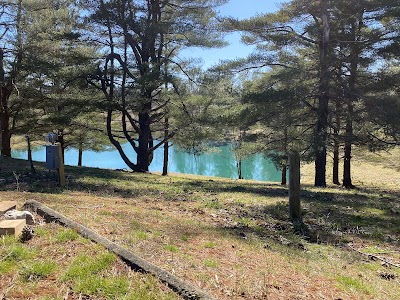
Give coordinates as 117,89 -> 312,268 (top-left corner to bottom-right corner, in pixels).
20,260 -> 57,281
163,244 -> 179,253
336,275 -> 373,294
4,244 -> 36,262
0,260 -> 15,274
73,275 -> 130,298
203,198 -> 224,209
203,259 -> 218,268
1,235 -> 18,246
62,252 -> 116,281
55,228 -> 80,243
34,226 -> 51,237
135,230 -> 149,240
203,241 -> 217,248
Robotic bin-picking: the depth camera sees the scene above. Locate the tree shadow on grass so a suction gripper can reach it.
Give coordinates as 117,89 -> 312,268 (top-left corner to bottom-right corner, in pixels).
1,158 -> 399,247
213,187 -> 400,247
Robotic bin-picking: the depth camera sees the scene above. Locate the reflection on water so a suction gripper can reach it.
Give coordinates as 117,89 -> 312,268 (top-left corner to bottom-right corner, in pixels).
12,143 -> 282,182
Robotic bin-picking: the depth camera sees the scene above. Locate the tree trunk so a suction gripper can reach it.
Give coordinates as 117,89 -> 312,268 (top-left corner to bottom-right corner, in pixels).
343,98 -> 355,188
281,162 -> 287,185
26,134 -> 36,173
57,130 -> 65,163
333,141 -> 340,185
314,0 -> 330,187
0,87 -> 11,157
106,108 -> 139,171
289,152 -> 301,220
281,126 -> 288,185
1,48 -> 11,157
343,20 -> 360,189
162,117 -> 169,176
78,142 -> 83,167
237,159 -> 243,180
332,99 -> 341,185
137,106 -> 152,172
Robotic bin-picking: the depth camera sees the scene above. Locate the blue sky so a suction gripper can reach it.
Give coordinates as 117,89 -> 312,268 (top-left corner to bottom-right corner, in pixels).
179,0 -> 287,69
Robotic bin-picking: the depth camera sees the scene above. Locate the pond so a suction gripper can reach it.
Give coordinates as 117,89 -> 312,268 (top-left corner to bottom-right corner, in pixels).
12,143 -> 282,182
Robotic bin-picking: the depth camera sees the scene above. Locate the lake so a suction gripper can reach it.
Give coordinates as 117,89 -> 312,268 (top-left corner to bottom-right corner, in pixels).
12,143 -> 282,182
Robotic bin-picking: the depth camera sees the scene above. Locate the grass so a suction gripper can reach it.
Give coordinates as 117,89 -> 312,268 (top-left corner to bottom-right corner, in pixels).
20,260 -> 57,281
336,275 -> 373,294
164,244 -> 179,253
54,227 -> 80,242
0,223 -> 180,299
0,148 -> 400,299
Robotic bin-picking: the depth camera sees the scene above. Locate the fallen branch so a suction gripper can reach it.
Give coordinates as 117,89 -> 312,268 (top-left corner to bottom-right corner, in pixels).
347,244 -> 400,268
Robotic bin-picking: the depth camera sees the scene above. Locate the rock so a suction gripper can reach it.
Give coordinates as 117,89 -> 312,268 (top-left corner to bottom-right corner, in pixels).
4,209 -> 35,225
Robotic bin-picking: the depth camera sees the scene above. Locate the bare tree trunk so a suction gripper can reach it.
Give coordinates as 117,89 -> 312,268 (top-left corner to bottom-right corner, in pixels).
137,105 -> 152,172
332,96 -> 341,185
281,163 -> 287,185
26,134 -> 36,173
289,152 -> 301,220
314,0 -> 330,187
333,141 -> 340,185
237,159 -> 243,180
57,130 -> 65,163
162,117 -> 169,176
281,127 -> 288,185
343,19 -> 360,189
343,99 -> 355,188
78,142 -> 83,167
0,50 -> 11,157
0,87 -> 11,157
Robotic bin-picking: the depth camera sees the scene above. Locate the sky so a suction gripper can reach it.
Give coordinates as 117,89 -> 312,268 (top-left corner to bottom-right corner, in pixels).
179,0 -> 287,69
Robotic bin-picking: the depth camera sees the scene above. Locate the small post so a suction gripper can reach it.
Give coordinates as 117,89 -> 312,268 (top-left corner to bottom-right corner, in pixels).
289,151 -> 301,220
57,143 -> 66,187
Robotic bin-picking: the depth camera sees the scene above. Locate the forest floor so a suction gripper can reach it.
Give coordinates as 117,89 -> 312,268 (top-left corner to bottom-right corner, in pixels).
0,149 -> 399,300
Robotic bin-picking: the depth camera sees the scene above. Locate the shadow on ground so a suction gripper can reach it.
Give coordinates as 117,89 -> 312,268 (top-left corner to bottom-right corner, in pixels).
1,158 -> 399,247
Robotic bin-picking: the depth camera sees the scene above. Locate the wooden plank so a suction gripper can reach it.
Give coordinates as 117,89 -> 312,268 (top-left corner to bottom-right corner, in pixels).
0,219 -> 26,236
0,201 -> 17,215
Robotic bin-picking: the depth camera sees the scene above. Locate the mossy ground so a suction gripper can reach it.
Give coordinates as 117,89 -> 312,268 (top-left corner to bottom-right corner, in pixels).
0,149 -> 399,299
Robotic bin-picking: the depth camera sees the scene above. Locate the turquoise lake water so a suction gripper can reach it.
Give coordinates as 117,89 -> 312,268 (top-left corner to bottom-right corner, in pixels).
12,143 -> 282,182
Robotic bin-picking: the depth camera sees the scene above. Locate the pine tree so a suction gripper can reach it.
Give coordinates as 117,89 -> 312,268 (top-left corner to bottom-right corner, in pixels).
85,0 -> 227,172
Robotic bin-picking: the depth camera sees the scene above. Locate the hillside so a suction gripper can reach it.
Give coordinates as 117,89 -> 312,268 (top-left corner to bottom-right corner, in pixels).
0,154 -> 399,299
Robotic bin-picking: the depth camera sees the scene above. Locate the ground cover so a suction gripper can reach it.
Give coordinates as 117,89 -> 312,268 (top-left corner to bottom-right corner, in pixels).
0,218 -> 180,299
0,152 -> 399,299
